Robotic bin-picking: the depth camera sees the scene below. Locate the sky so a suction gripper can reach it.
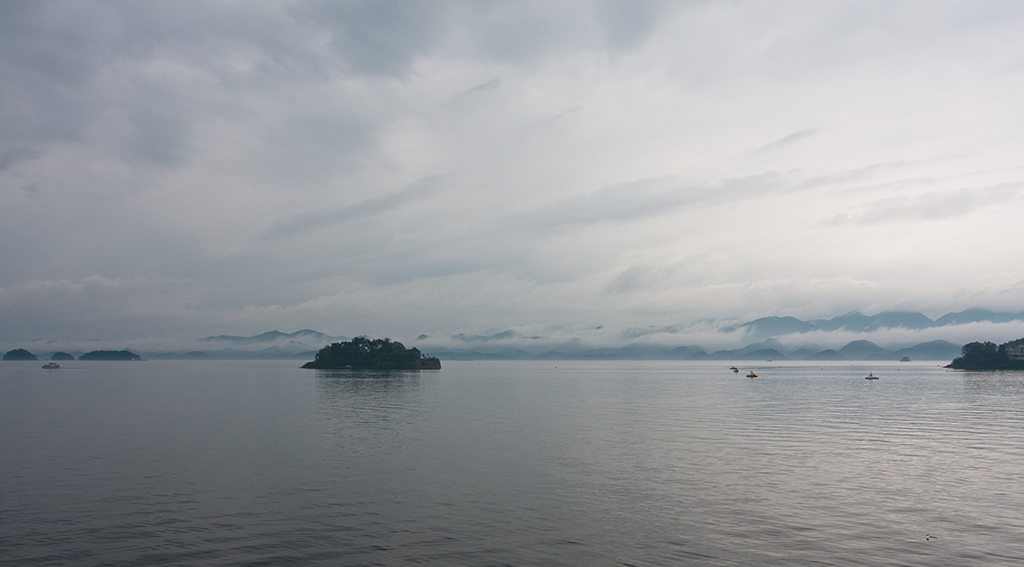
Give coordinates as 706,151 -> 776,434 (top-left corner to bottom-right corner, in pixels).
3,0 -> 1024,352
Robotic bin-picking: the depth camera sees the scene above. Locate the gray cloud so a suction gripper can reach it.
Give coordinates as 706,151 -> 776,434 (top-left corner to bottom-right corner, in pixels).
826,183 -> 1023,226
3,2 -> 1024,347
261,175 -> 447,241
292,1 -> 445,77
596,0 -> 672,50
543,105 -> 585,124
458,78 -> 502,97
757,129 -> 817,152
0,148 -> 42,173
605,264 -> 671,294
442,78 -> 503,108
127,107 -> 192,167
502,172 -> 786,232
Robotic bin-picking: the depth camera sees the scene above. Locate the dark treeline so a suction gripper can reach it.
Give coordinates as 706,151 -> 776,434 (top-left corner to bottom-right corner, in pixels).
3,348 -> 38,361
78,350 -> 142,361
948,339 -> 1024,370
302,337 -> 440,370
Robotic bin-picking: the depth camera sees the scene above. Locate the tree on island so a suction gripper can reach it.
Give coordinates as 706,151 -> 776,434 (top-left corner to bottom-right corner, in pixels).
79,350 -> 142,361
302,337 -> 441,370
947,339 -> 1024,370
3,348 -> 38,361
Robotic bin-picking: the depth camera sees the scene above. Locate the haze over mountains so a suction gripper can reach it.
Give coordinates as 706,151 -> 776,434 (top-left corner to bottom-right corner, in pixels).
415,307 -> 1024,360
200,330 -> 347,347
413,308 -> 1021,361
733,308 -> 1024,339
17,307 -> 1016,362
425,336 -> 962,362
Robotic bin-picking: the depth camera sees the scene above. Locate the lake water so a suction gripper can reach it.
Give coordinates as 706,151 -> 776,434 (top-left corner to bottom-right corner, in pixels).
2,359 -> 1024,566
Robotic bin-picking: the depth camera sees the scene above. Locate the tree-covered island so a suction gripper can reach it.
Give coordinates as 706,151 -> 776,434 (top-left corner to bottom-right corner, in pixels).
79,350 -> 142,361
947,338 -> 1024,370
3,348 -> 38,361
301,337 -> 441,370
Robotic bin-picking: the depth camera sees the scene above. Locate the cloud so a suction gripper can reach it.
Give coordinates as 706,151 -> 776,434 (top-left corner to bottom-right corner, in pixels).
501,172 -> 786,233
293,1 -> 446,77
0,148 -> 42,172
3,2 -> 1024,347
543,105 -> 585,124
596,0 -> 672,50
450,77 -> 501,99
825,183 -> 1023,225
0,275 -> 217,343
756,128 -> 817,152
605,264 -> 662,294
260,175 -> 447,241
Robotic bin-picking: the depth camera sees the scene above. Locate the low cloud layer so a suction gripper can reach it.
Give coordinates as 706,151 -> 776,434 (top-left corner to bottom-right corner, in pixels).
3,2 -> 1024,349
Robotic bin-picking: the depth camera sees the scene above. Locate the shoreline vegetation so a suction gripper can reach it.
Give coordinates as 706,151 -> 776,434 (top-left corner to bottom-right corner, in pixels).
3,335 -> 1023,369
78,350 -> 143,361
3,349 -> 143,361
946,339 -> 1024,370
1,337 -> 965,362
3,348 -> 38,361
301,337 -> 441,370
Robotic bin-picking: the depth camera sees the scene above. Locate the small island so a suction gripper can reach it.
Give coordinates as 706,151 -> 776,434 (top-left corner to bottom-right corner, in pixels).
51,352 -> 75,361
3,348 -> 38,361
302,337 -> 441,370
79,350 -> 142,361
947,339 -> 1024,370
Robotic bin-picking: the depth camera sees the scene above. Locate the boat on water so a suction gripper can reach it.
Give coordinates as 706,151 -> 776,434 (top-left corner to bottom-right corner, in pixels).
747,371 -> 757,378
730,366 -> 739,373
42,362 -> 60,369
865,372 -> 878,380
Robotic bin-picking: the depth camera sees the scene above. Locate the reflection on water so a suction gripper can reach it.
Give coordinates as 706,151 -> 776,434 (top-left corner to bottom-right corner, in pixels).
315,368 -> 424,397
961,370 -> 1024,396
2,360 -> 1024,566
314,369 -> 429,441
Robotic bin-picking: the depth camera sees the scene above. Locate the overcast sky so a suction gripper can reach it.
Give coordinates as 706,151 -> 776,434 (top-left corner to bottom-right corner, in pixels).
3,1 -> 1024,350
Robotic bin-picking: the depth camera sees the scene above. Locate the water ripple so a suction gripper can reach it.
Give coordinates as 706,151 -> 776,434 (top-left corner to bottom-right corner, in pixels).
2,360 -> 1024,565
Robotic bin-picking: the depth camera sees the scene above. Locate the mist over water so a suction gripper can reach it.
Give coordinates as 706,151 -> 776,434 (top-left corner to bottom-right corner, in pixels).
2,360 -> 1023,566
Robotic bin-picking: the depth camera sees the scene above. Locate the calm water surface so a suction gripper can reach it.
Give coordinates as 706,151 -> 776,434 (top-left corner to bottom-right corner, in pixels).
2,359 -> 1023,566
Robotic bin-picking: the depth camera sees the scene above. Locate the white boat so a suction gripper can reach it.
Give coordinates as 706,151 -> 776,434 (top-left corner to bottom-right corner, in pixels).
42,362 -> 60,369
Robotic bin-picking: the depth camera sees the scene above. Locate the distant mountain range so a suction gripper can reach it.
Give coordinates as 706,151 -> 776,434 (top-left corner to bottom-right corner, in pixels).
24,308 -> 1017,362
428,339 -> 963,362
424,308 -> 1023,361
43,338 -> 961,362
200,329 -> 346,345
63,336 -> 958,362
137,329 -> 350,360
735,308 -> 1024,340
143,347 -> 321,360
